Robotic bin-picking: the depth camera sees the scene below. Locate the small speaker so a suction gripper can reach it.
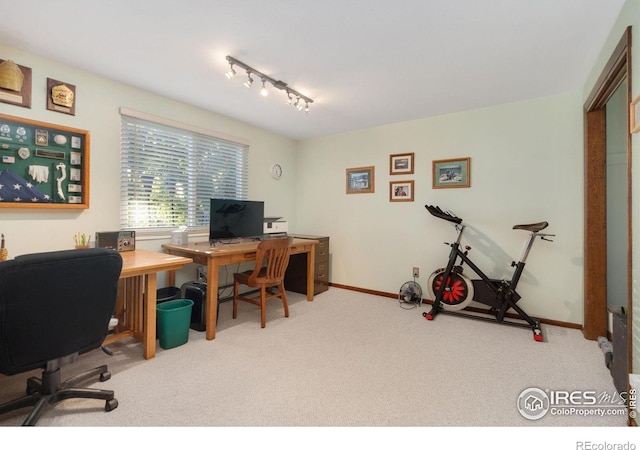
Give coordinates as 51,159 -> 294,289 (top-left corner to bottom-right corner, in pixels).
95,231 -> 136,252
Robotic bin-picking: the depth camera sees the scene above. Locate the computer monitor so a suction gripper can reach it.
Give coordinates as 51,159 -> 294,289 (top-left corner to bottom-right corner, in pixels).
209,199 -> 264,241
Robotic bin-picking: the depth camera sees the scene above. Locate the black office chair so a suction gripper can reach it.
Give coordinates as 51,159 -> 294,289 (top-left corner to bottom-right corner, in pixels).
0,248 -> 123,426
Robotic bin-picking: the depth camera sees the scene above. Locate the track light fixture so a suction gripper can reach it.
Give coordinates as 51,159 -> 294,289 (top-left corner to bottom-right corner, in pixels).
260,78 -> 268,96
243,71 -> 253,88
225,55 -> 313,112
225,62 -> 236,79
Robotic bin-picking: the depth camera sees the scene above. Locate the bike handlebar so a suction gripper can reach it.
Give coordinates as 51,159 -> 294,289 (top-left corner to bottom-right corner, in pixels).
425,205 -> 462,224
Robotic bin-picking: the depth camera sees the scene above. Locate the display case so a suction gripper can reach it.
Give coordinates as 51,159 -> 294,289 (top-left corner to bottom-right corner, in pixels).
0,113 -> 89,209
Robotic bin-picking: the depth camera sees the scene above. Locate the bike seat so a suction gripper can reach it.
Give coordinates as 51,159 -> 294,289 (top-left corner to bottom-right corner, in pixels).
513,221 -> 549,232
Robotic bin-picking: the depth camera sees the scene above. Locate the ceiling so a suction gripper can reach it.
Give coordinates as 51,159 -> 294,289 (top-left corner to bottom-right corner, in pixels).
0,0 -> 627,140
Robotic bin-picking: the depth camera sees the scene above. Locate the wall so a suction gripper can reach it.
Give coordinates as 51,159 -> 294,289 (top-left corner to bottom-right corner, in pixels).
296,93 -> 583,324
0,44 -> 299,286
0,6 -> 632,329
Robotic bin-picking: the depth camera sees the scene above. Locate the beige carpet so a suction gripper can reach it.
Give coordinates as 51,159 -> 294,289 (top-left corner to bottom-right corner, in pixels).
0,287 -> 633,444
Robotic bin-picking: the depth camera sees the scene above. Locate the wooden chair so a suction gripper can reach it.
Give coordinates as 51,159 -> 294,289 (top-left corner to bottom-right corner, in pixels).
233,237 -> 293,328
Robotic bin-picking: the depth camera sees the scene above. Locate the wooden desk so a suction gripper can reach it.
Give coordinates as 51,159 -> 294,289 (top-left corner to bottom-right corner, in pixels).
162,238 -> 318,340
102,249 -> 192,359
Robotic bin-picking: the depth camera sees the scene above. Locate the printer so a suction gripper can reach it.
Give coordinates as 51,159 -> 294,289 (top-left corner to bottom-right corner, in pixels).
263,217 -> 288,235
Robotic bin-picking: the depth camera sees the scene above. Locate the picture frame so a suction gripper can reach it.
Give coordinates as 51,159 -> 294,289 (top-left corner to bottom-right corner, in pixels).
390,180 -> 414,202
346,166 -> 375,194
0,113 -> 90,209
0,59 -> 32,109
47,78 -> 76,116
390,152 -> 414,175
432,157 -> 470,189
630,94 -> 640,134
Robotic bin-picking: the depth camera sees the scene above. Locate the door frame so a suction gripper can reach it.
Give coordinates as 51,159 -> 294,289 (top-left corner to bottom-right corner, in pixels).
583,26 -> 632,342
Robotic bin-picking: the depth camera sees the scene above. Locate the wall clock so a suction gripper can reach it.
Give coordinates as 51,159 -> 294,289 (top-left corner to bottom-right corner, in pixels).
271,163 -> 282,180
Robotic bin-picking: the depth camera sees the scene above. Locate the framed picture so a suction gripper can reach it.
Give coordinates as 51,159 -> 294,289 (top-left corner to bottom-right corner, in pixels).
390,152 -> 414,175
631,94 -> 640,133
346,166 -> 375,194
432,157 -> 470,189
390,180 -> 414,202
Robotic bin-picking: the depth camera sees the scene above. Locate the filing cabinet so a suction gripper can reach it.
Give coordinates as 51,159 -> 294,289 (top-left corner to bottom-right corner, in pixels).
285,234 -> 329,295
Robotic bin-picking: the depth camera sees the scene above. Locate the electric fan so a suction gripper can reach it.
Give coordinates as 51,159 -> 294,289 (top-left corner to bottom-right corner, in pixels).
398,280 -> 423,305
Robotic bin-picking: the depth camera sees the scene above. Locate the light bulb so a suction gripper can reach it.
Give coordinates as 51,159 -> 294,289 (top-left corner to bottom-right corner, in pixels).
260,79 -> 268,96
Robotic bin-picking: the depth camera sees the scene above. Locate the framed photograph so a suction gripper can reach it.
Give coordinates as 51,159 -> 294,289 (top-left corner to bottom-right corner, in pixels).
390,180 -> 414,202
390,152 -> 414,175
631,94 -> 640,133
432,157 -> 471,189
47,78 -> 76,116
346,166 -> 375,194
0,59 -> 32,109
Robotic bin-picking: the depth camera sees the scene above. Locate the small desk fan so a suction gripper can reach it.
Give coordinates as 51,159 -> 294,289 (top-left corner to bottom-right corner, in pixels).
398,280 -> 423,306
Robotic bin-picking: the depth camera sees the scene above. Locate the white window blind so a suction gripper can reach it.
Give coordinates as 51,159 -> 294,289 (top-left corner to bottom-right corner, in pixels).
120,112 -> 249,231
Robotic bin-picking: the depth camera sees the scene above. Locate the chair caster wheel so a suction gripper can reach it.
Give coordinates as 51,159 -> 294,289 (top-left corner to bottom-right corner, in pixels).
105,398 -> 118,412
100,372 -> 111,382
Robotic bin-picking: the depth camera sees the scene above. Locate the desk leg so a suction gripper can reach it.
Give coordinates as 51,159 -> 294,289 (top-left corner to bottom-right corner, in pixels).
205,259 -> 219,340
306,246 -> 315,301
143,272 -> 157,359
166,270 -> 176,288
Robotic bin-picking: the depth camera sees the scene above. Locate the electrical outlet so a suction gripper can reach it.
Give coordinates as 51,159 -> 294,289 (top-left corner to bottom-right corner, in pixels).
413,267 -> 419,278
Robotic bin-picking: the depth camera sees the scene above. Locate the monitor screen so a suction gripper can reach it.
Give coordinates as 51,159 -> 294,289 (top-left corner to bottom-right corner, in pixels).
209,199 -> 264,241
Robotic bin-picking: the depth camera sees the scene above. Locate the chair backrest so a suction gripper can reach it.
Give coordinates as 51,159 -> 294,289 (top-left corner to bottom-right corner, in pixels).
246,237 -> 293,286
0,248 -> 123,376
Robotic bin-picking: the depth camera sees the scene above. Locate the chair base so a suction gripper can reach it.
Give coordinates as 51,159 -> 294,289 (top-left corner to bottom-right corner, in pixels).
233,285 -> 289,328
0,364 -> 118,426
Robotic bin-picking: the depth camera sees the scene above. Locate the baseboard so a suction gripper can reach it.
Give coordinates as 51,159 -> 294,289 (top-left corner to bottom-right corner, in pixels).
328,282 -> 582,330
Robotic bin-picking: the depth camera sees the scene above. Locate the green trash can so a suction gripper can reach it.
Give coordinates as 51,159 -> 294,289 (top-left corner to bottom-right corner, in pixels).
157,299 -> 194,350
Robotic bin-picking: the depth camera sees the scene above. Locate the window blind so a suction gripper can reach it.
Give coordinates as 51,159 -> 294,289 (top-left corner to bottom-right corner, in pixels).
120,113 -> 249,231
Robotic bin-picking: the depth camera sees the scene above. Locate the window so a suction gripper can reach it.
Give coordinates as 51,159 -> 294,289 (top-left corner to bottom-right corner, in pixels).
120,109 -> 249,231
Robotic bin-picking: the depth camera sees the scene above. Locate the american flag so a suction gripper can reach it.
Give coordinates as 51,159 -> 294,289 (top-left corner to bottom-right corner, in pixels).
0,169 -> 52,203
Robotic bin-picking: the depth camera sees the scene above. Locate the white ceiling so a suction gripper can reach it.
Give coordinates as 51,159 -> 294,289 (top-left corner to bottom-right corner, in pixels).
0,0 -> 627,140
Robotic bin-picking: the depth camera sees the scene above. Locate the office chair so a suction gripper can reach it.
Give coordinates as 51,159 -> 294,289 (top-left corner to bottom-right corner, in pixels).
233,237 -> 293,328
0,248 -> 123,426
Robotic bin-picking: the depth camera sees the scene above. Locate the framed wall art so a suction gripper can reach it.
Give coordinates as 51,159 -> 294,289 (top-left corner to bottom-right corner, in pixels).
390,180 -> 414,202
0,113 -> 90,209
389,152 -> 414,175
0,59 -> 32,109
432,157 -> 470,189
47,78 -> 76,116
346,166 -> 375,194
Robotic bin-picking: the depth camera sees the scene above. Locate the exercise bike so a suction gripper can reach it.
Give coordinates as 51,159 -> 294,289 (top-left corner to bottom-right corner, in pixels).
423,205 -> 555,341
